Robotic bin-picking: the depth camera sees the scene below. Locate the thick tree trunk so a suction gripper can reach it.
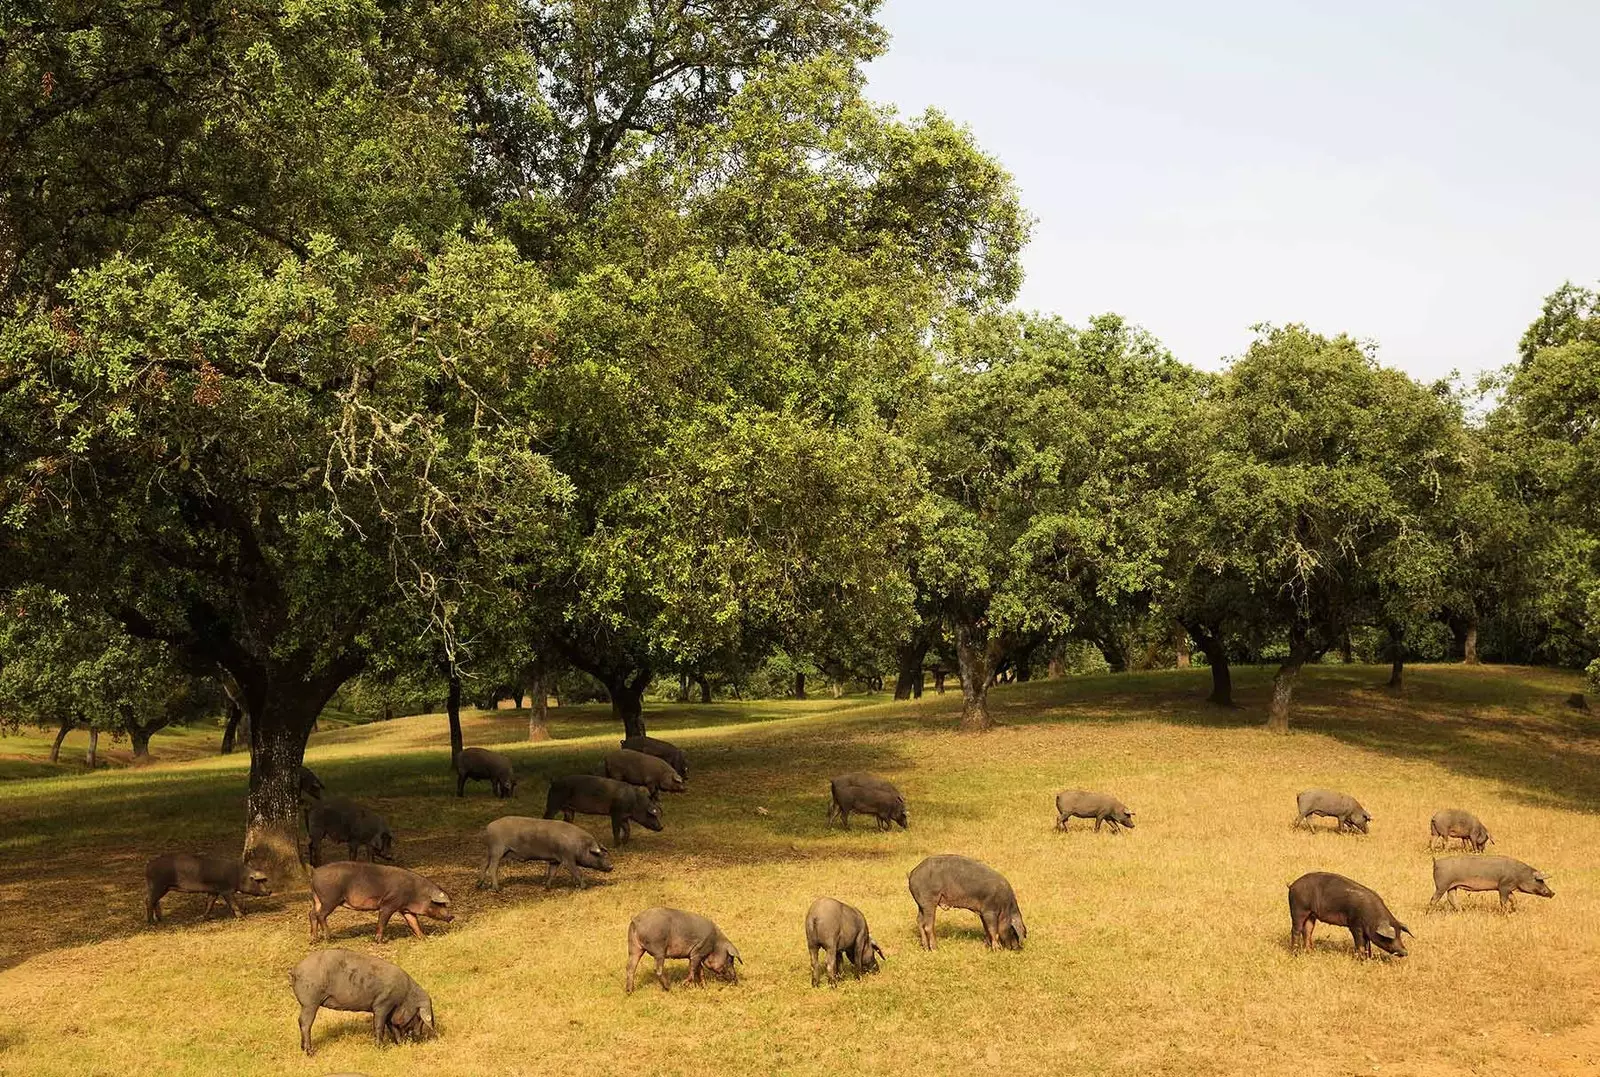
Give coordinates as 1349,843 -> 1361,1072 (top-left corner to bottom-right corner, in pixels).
1095,635 -> 1130,674
1463,619 -> 1480,665
85,728 -> 99,768
1184,623 -> 1232,706
528,668 -> 550,741
1339,631 -> 1354,664
49,717 -> 72,763
695,674 -> 711,704
606,671 -> 651,739
1266,661 -> 1300,734
1384,625 -> 1404,689
128,721 -> 155,762
893,638 -> 929,700
446,672 -> 464,763
794,670 -> 806,699
677,672 -> 691,703
953,620 -> 997,732
1047,654 -> 1065,679
1174,629 -> 1191,669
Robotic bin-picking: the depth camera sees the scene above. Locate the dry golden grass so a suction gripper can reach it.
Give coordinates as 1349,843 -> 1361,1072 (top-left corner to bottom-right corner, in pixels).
2,664 -> 1599,1076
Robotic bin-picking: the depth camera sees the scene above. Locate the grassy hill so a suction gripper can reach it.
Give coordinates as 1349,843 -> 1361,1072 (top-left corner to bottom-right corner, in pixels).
1,664 -> 1597,1076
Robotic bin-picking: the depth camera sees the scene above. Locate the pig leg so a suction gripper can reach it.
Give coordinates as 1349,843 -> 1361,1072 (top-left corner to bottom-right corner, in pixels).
562,808 -> 576,823
689,955 -> 705,987
298,1001 -> 319,1055
840,807 -> 850,830
654,952 -> 670,991
376,906 -> 395,942
371,1007 -> 391,1048
566,859 -> 585,889
202,894 -> 219,919
1499,889 -> 1515,912
810,946 -> 822,988
625,943 -> 643,993
544,861 -> 558,888
145,883 -> 166,924
456,771 -> 467,797
224,893 -> 243,919
479,846 -> 502,891
403,911 -> 425,938
611,814 -> 627,845
917,906 -> 937,950
827,948 -> 841,986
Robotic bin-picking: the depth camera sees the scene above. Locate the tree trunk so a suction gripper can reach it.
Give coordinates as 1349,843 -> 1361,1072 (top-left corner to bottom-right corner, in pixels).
1185,623 -> 1232,706
677,672 -> 691,703
953,620 -> 996,731
606,671 -> 651,739
241,669 -> 351,887
1384,624 -> 1404,689
49,717 -> 72,763
128,722 -> 154,762
695,674 -> 710,704
893,638 -> 929,700
85,727 -> 100,767
1174,629 -> 1191,669
1267,661 -> 1300,734
1463,619 -> 1480,665
934,669 -> 946,694
220,691 -> 244,754
1339,630 -> 1354,664
1095,635 -> 1130,673
1047,654 -> 1065,678
446,672 -> 464,763
794,670 -> 806,699
527,668 -> 551,741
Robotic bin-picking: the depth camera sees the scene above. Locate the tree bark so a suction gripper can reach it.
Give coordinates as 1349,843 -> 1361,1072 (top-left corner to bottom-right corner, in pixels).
220,687 -> 244,754
50,717 -> 72,763
1384,624 -> 1404,689
1174,629 -> 1191,669
1339,630 -> 1354,664
1047,654 -> 1065,678
1184,622 -> 1232,706
85,727 -> 99,768
794,670 -> 806,699
934,669 -> 946,694
605,670 -> 651,739
1463,619 -> 1480,665
1094,634 -> 1130,673
1266,661 -> 1299,734
446,671 -> 464,763
695,674 -> 710,704
528,667 -> 551,741
677,672 -> 691,702
893,638 -> 929,700
127,717 -> 158,762
953,620 -> 998,731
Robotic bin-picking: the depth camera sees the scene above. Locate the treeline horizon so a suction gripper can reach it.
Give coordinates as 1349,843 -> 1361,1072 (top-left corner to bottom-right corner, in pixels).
2,1 -> 1596,877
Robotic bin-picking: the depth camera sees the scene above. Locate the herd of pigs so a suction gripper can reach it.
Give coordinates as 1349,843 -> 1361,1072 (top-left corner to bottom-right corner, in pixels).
138,736 -> 1557,1056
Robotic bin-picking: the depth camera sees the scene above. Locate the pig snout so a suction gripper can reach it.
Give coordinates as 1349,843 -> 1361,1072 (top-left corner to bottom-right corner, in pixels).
427,900 -> 454,922
1530,876 -> 1555,898
242,870 -> 272,897
1117,811 -> 1135,828
583,846 -> 614,872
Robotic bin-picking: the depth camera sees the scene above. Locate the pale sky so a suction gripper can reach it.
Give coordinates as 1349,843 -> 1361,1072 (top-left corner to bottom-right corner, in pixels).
866,0 -> 1600,381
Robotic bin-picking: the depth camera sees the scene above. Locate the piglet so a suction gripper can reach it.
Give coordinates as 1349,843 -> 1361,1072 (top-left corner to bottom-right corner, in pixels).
289,949 -> 434,1055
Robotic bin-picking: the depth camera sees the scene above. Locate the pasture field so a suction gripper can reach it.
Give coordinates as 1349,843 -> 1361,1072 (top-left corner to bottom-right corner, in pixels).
2,664 -> 1598,1076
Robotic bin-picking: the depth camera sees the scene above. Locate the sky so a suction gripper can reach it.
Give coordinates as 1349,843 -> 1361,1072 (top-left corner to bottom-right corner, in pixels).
865,0 -> 1600,381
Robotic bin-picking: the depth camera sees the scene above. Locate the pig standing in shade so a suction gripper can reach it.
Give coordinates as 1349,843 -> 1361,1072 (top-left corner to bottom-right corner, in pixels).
309,862 -> 453,942
620,736 -> 688,780
1054,790 -> 1135,834
305,797 -> 395,865
1428,809 -> 1494,853
478,816 -> 612,891
544,774 -> 664,844
1294,789 -> 1372,834
1287,872 -> 1410,957
804,897 -> 885,986
299,766 -> 325,799
907,855 -> 1026,951
1430,856 -> 1554,910
827,773 -> 908,831
625,907 -> 741,992
602,749 -> 686,799
454,747 -> 517,798
144,853 -> 271,923
289,949 -> 435,1055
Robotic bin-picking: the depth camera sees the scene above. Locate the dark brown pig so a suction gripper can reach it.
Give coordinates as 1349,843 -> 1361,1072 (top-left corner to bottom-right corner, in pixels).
478,816 -> 612,891
620,735 -> 688,779
1288,872 -> 1410,957
1055,789 -> 1135,834
625,907 -> 741,992
144,853 -> 271,923
299,766 -> 325,799
306,797 -> 394,866
543,774 -> 663,844
1295,788 -> 1372,834
907,855 -> 1026,951
308,862 -> 453,943
289,949 -> 435,1055
1429,809 -> 1494,853
602,749 -> 686,798
828,773 -> 908,831
455,747 -> 517,798
805,897 -> 885,987
1430,855 -> 1554,910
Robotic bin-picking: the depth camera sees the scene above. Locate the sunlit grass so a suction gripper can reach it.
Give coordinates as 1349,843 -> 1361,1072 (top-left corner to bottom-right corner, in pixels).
1,663 -> 1596,1076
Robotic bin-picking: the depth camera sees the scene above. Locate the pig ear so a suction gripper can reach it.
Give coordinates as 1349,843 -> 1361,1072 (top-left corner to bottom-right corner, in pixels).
433,891 -> 450,904
249,871 -> 268,881
1373,922 -> 1396,940
1534,872 -> 1549,881
872,942 -> 887,961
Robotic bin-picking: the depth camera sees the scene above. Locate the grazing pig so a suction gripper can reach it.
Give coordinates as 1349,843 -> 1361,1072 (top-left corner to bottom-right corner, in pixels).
289,949 -> 435,1055
1294,788 -> 1372,834
299,766 -> 325,799
305,797 -> 394,866
144,853 -> 271,923
907,855 -> 1026,951
1430,855 -> 1554,910
805,897 -> 885,987
478,816 -> 612,891
1288,872 -> 1411,957
620,735 -> 688,779
544,774 -> 664,844
308,862 -> 453,943
454,747 -> 517,798
828,773 -> 908,831
625,907 -> 742,992
1429,808 -> 1494,853
602,749 -> 686,798
1054,789 -> 1136,834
